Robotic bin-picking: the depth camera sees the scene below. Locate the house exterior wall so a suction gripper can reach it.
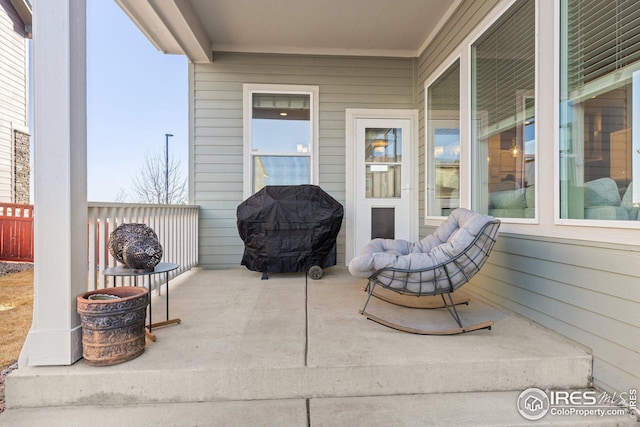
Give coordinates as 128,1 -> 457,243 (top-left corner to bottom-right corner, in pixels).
417,0 -> 639,393
188,0 -> 638,395
191,52 -> 415,269
416,0 -> 502,239
0,0 -> 30,204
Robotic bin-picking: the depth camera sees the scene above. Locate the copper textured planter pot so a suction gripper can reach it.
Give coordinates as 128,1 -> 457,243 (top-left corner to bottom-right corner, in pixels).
77,286 -> 149,366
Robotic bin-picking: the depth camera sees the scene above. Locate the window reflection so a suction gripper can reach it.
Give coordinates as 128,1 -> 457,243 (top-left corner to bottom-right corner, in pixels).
251,93 -> 311,192
560,0 -> 639,221
427,59 -> 461,217
472,0 -> 536,218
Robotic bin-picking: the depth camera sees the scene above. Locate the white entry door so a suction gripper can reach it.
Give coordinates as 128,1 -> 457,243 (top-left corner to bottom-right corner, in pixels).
347,110 -> 417,262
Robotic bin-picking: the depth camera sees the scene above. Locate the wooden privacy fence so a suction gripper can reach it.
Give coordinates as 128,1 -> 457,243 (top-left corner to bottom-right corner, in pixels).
0,203 -> 34,262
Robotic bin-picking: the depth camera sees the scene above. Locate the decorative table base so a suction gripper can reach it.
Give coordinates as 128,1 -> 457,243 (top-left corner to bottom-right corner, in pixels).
102,262 -> 181,342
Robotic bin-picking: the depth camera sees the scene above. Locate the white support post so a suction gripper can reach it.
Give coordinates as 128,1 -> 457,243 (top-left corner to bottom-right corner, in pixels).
19,0 -> 87,366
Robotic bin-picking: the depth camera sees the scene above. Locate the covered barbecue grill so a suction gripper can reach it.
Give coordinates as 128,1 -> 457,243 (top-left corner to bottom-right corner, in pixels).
237,185 -> 344,279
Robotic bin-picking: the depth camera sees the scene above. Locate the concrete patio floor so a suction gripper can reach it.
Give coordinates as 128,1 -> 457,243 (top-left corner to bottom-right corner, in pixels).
1,266 -> 635,426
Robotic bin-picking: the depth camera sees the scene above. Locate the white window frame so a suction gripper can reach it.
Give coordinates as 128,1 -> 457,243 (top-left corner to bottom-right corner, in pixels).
421,0 -> 640,244
424,0 -> 538,226
242,84 -> 319,199
555,0 -> 640,230
468,0 -> 538,224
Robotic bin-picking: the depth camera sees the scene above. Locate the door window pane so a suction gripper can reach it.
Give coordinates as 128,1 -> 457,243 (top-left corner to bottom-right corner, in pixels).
471,0 -> 536,219
560,0 -> 640,221
365,128 -> 402,162
365,128 -> 402,198
366,165 -> 401,198
427,59 -> 460,217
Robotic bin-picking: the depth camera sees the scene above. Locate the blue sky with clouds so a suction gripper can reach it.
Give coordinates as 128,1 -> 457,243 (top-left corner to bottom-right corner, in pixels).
86,0 -> 188,202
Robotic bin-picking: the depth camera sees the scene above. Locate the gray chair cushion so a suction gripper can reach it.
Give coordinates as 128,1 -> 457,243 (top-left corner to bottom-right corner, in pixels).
489,208 -> 525,218
349,208 -> 497,293
584,206 -> 630,220
490,188 -> 527,209
584,177 -> 620,207
620,182 -> 638,220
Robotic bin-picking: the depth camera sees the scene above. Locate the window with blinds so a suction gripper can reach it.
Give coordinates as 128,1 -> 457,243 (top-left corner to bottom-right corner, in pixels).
567,0 -> 640,95
473,0 -> 535,137
560,0 -> 640,221
471,0 -> 536,219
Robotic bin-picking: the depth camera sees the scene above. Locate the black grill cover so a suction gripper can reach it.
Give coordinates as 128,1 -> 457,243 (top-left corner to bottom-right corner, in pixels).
237,185 -> 344,274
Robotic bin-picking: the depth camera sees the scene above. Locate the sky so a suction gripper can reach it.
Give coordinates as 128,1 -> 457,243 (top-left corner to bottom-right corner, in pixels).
86,0 -> 188,202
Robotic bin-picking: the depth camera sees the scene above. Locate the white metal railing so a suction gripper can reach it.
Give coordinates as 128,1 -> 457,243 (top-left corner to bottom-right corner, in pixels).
87,202 -> 199,291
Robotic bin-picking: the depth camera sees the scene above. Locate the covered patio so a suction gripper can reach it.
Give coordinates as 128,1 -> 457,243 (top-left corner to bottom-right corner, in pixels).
5,266 -> 632,425
10,0 -> 637,423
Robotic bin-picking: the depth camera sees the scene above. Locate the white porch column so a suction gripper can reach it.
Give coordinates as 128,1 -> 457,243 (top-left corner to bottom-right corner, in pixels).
19,0 -> 87,366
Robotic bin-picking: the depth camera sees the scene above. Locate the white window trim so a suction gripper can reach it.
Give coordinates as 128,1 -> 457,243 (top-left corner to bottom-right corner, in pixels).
424,0 -> 539,227
553,0 -> 640,230
470,0 -> 538,225
242,83 -> 319,199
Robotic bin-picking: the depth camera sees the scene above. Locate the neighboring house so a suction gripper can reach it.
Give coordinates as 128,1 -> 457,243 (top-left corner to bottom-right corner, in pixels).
20,0 -> 638,399
0,0 -> 31,204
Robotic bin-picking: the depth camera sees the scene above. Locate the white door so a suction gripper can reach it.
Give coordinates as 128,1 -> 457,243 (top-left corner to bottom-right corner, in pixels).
348,113 -> 417,260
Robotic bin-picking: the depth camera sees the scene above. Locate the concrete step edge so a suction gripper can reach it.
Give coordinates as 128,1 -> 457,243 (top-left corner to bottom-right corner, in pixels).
0,390 -> 636,427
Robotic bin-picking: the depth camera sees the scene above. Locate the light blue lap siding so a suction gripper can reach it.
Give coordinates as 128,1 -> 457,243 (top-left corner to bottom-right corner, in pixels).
192,53 -> 415,269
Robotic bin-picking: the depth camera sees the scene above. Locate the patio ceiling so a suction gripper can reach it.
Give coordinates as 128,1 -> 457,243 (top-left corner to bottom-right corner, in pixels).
115,0 -> 460,63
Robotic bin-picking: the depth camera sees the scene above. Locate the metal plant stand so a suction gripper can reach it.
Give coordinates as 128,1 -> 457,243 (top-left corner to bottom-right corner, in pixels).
102,262 -> 181,342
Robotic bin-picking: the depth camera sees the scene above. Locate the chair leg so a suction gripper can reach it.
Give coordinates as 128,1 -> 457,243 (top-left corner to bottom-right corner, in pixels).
442,292 -> 463,328
360,289 -> 493,335
362,285 -> 470,309
361,279 -> 377,314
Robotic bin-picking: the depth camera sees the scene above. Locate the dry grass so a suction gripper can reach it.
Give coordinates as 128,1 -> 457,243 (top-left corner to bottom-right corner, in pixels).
0,270 -> 33,369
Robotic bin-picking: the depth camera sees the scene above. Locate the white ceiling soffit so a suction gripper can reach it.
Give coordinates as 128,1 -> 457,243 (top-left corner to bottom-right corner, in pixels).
9,0 -> 32,26
115,0 -> 212,63
116,0 -> 461,63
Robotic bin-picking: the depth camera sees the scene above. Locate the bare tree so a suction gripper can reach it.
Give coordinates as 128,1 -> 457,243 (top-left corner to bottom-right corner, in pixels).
114,187 -> 129,203
132,150 -> 187,204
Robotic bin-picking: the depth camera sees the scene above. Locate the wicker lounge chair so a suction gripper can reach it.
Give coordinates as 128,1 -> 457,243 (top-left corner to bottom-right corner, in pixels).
349,208 -> 500,335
